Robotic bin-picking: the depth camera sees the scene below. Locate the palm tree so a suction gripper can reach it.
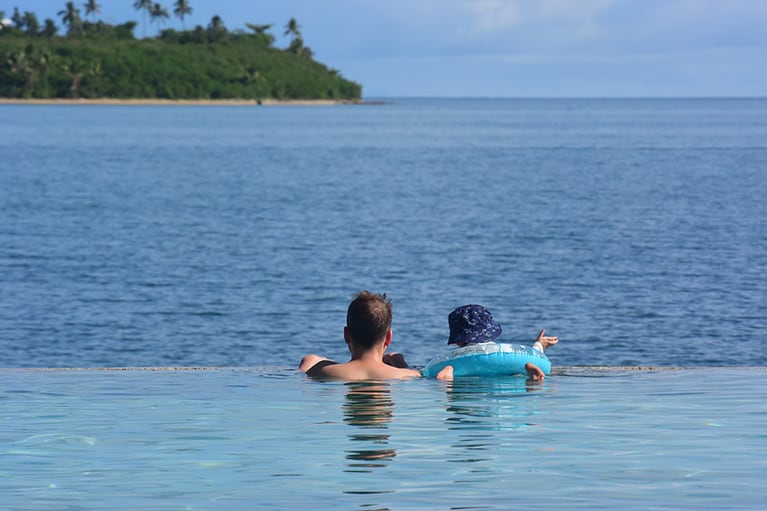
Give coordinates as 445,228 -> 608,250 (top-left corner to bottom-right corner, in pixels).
61,60 -> 84,97
209,15 -> 224,32
86,59 -> 103,96
57,2 -> 83,36
22,11 -> 40,35
132,0 -> 152,37
246,23 -> 275,47
246,23 -> 272,35
239,64 -> 262,86
149,3 -> 170,32
41,18 -> 58,37
11,7 -> 22,29
207,15 -> 226,40
6,47 -> 45,98
83,0 -> 101,22
36,48 -> 53,97
283,17 -> 301,40
6,50 -> 29,96
173,0 -> 192,30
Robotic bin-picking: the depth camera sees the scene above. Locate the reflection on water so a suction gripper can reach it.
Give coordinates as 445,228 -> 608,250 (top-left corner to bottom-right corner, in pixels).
445,377 -> 547,464
445,376 -> 544,424
343,382 -> 396,471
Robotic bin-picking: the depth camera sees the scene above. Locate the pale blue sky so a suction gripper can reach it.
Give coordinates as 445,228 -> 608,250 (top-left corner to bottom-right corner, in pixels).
8,0 -> 767,97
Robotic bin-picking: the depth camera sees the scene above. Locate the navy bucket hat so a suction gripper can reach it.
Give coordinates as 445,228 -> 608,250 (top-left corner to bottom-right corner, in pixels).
447,305 -> 502,345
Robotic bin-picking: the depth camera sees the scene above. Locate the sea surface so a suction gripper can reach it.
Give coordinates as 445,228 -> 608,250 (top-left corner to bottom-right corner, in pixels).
1,98 -> 766,368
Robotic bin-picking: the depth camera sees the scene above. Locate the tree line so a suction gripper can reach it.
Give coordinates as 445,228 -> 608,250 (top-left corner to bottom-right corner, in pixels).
0,2 -> 361,100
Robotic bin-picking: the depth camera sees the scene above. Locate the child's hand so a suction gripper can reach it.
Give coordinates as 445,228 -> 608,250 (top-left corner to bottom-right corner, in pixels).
535,329 -> 559,350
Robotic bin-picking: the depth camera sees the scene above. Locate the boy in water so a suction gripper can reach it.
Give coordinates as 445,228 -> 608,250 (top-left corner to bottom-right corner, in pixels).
299,291 -> 423,380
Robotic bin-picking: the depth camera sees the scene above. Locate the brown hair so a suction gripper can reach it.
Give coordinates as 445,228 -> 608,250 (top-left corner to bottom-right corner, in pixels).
346,291 -> 392,349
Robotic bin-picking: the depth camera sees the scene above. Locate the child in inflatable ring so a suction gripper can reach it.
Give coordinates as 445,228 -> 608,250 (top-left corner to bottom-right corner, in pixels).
443,304 -> 557,380
386,304 -> 558,381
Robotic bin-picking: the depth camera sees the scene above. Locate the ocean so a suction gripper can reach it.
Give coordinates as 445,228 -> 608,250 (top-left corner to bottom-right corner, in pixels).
1,98 -> 766,368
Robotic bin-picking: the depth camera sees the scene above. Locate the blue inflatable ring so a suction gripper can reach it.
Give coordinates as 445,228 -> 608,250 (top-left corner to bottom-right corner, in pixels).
421,342 -> 551,378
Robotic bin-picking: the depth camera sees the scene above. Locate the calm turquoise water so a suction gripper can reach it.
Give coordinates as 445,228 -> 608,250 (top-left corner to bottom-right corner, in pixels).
2,368 -> 765,510
1,99 -> 766,368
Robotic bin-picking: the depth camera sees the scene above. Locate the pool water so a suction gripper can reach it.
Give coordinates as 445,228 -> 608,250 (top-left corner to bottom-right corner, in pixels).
2,368 -> 765,510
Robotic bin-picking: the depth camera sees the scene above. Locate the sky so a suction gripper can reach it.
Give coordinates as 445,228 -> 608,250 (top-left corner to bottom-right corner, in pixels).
6,0 -> 767,97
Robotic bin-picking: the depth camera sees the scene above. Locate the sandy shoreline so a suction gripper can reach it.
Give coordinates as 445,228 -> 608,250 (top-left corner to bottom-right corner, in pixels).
0,98 -> 379,106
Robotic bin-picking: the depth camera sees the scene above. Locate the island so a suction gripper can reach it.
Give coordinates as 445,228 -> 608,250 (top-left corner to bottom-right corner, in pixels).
0,3 -> 362,102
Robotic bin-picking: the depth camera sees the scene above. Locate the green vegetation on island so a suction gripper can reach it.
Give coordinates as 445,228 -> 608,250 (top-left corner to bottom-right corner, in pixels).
0,2 -> 362,101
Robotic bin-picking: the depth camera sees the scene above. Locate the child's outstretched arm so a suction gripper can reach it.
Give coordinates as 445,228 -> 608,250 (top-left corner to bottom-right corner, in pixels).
532,329 -> 559,352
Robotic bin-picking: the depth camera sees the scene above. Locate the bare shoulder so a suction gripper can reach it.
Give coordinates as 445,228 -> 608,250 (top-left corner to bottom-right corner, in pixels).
302,359 -> 421,381
391,367 -> 422,379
